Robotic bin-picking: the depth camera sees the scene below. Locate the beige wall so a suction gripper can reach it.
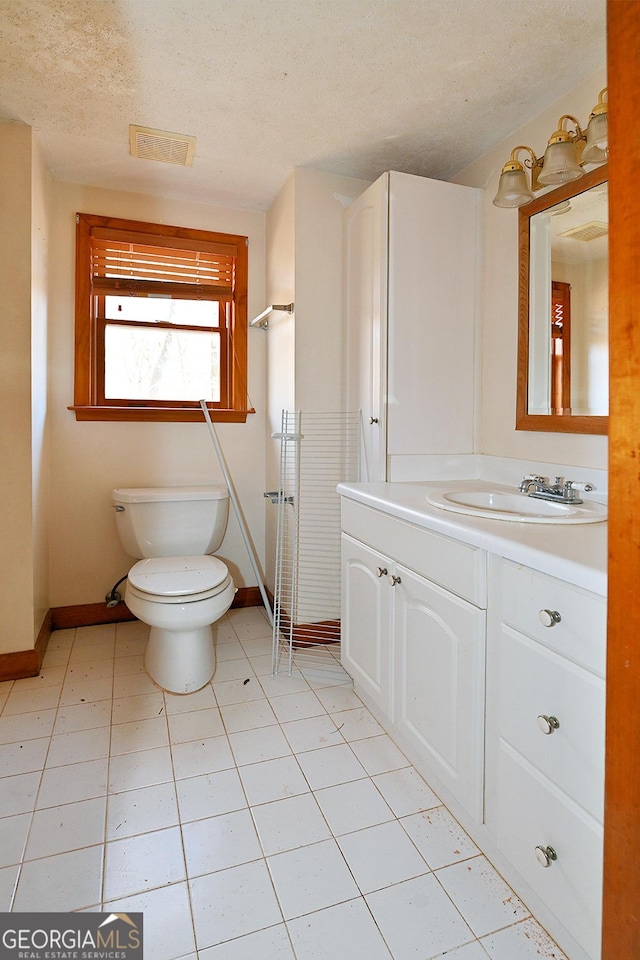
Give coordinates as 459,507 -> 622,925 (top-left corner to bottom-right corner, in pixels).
48,182 -> 266,606
0,123 -> 38,652
453,68 -> 608,469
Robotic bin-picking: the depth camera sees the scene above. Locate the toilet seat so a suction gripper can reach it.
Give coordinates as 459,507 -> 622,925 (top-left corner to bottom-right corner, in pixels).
127,555 -> 231,604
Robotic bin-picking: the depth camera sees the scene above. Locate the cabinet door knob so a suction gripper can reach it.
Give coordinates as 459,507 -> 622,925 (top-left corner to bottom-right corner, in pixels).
375,567 -> 388,578
388,575 -> 402,586
538,609 -> 561,628
537,714 -> 560,735
535,845 -> 558,868
369,417 -> 379,424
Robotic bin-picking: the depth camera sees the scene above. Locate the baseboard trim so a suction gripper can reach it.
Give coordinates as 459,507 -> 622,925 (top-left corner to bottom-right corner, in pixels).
0,609 -> 53,682
51,586 -> 264,631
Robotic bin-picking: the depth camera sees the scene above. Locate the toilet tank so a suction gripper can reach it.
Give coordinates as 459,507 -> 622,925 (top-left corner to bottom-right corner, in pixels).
112,485 -> 229,559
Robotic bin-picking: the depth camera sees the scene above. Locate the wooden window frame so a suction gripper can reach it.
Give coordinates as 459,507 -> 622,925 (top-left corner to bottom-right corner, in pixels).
71,213 -> 252,422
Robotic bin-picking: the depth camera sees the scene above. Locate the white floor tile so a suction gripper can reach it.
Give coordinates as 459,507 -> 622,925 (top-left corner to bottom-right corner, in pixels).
171,734 -> 235,780
0,708 -> 56,744
2,685 -> 61,715
164,684 -> 217,714
0,813 -> 31,867
269,690 -> 326,723
60,676 -> 114,705
113,671 -> 162,698
267,838 -> 359,920
0,737 -> 49,776
110,715 -> 169,755
104,880 -> 197,960
189,859 -> 282,948
65,658 -> 114,682
112,691 -> 165,723
106,781 -> 179,839
113,653 -> 145,677
68,642 -> 115,665
12,845 -> 104,911
13,664 -> 67,689
0,771 -> 40,817
337,820 -> 431,894
295,742 -> 367,791
439,944 -> 492,960
480,917 -> 569,960
228,724 -> 292,766
246,653 -> 274,676
366,873 -> 474,960
25,796 -> 106,860
46,726 -> 110,767
314,778 -> 394,836
53,699 -> 112,734
168,707 -> 224,743
219,698 -> 277,733
115,636 -> 148,658
401,807 -> 480,870
251,792 -> 332,856
331,706 -> 384,741
373,766 -> 441,817
213,639 -> 246,662
288,897 -> 393,960
281,715 -> 344,754
313,684 -> 363,713
238,754 -> 309,806
258,672 -> 309,699
0,864 -> 18,910
116,620 -> 149,642
108,745 -> 175,793
212,617 -> 241,645
436,856 -> 530,938
213,656 -> 253,683
199,923 -> 295,960
36,757 -> 109,808
183,808 -> 262,877
350,734 -> 411,776
176,768 -> 247,823
213,676 -> 267,707
103,825 -> 186,900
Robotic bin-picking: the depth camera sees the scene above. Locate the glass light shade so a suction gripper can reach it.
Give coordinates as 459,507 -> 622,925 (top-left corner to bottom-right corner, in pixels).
538,140 -> 584,185
492,167 -> 535,208
583,111 -> 608,164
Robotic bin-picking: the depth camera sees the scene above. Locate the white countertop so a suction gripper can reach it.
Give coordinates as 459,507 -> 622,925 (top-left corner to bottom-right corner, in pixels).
338,479 -> 607,596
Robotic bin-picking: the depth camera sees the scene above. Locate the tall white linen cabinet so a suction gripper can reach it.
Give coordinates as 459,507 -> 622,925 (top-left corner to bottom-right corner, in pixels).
344,171 -> 480,480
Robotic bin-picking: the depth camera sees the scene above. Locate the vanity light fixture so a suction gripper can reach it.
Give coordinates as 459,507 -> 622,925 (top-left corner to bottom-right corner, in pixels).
492,88 -> 608,208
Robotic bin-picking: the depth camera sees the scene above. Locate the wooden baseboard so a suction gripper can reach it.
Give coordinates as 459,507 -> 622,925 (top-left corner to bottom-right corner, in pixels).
51,586 -> 263,631
0,609 -> 53,682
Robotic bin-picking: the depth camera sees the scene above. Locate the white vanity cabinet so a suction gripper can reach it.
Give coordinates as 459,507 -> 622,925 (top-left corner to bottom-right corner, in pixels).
341,498 -> 487,821
486,557 -> 606,960
344,171 -> 478,481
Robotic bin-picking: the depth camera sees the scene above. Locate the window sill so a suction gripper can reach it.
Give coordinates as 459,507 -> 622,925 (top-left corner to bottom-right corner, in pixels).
69,406 -> 254,423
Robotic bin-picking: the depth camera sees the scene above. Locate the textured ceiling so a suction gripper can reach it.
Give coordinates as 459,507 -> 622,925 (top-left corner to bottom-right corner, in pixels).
0,0 -> 606,211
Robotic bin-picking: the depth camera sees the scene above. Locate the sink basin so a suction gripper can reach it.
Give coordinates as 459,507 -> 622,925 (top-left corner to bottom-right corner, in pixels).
425,489 -> 607,524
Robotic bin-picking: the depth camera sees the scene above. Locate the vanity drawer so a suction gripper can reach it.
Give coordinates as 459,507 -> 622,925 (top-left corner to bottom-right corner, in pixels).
497,742 -> 603,960
341,499 -> 486,607
500,560 -> 606,676
498,625 -> 605,821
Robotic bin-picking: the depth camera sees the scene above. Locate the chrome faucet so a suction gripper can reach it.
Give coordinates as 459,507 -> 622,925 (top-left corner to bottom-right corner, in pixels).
518,475 -> 595,504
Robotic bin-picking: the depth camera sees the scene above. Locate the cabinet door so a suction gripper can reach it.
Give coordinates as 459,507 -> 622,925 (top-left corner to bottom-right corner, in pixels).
394,564 -> 485,821
344,173 -> 389,482
341,534 -> 393,715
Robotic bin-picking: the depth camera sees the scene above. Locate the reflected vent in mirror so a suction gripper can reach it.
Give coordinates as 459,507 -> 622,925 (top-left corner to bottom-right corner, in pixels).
558,220 -> 608,242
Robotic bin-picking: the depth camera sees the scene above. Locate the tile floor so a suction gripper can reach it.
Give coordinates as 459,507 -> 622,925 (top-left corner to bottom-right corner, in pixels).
0,607 -> 568,960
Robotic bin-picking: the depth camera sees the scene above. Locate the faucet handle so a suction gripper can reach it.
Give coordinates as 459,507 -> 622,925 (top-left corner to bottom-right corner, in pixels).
565,480 -> 595,493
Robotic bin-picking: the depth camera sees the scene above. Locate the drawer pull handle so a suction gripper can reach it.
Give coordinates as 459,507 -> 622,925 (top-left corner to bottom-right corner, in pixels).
388,575 -> 402,586
535,845 -> 558,868
375,567 -> 388,578
538,609 -> 562,628
537,714 -> 560,735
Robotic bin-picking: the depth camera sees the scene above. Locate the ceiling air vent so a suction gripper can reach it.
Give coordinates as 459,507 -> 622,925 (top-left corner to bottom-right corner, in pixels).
558,220 -> 608,242
129,125 -> 196,166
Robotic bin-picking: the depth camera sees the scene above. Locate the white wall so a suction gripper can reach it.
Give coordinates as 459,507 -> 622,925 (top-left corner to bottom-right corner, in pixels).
453,69 -> 608,469
48,182 -> 266,606
0,122 -> 37,653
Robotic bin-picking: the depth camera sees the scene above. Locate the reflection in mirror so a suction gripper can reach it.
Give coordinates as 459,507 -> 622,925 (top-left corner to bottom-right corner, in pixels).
517,165 -> 608,435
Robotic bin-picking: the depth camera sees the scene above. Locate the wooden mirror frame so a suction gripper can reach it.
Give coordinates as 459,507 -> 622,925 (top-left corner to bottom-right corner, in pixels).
516,164 -> 608,435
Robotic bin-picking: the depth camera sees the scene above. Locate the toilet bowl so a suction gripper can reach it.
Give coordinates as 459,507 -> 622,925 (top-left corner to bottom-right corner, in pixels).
111,485 -> 234,695
124,555 -> 235,694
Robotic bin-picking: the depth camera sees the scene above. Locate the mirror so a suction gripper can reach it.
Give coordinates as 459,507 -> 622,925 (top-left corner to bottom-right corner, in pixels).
516,165 -> 608,434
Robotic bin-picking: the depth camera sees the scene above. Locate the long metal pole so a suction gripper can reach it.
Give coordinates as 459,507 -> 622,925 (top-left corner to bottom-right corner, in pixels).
199,400 -> 273,625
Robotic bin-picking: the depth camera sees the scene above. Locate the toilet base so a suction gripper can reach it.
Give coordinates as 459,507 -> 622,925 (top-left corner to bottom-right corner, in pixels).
145,625 -> 215,694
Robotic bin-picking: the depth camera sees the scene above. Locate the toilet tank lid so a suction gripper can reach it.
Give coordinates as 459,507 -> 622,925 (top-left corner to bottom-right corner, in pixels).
112,484 -> 229,503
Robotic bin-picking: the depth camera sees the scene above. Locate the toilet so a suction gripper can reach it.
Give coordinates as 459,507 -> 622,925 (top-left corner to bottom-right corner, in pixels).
111,484 -> 235,694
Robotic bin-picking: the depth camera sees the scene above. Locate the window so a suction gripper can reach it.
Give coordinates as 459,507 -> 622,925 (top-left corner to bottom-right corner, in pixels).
72,213 -> 251,421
